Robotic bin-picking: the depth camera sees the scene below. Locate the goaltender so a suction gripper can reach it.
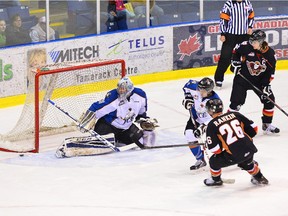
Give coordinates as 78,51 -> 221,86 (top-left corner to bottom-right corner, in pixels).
56,76 -> 158,157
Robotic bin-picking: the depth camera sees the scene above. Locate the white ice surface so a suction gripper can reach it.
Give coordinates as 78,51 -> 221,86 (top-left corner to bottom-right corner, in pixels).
1,72 -> 288,216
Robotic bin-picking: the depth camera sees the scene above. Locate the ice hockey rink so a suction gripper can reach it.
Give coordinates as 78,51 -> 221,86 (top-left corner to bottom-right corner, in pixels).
0,71 -> 288,216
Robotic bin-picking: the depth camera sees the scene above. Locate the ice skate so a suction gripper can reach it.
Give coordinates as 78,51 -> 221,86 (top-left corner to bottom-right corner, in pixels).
204,177 -> 223,186
215,81 -> 222,89
190,158 -> 207,170
262,123 -> 280,134
251,175 -> 269,185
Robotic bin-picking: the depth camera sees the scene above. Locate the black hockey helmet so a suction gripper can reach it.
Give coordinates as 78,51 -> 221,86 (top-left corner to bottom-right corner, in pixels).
198,77 -> 214,93
206,98 -> 223,114
249,30 -> 266,45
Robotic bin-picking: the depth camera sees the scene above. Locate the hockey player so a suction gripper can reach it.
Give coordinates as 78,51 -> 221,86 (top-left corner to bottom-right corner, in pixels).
78,76 -> 156,147
56,76 -> 157,157
204,98 -> 268,186
182,77 -> 221,170
229,29 -> 279,134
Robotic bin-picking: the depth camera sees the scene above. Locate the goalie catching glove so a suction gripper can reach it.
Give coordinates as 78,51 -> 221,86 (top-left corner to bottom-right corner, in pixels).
136,118 -> 159,131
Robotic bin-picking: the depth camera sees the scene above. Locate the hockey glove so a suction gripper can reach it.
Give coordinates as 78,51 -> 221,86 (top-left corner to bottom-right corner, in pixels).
182,95 -> 194,110
261,85 -> 272,100
230,60 -> 242,74
193,124 -> 207,139
136,118 -> 159,131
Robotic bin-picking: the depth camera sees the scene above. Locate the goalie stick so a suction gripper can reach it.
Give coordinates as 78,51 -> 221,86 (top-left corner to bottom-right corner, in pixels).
237,72 -> 288,118
48,99 -> 137,152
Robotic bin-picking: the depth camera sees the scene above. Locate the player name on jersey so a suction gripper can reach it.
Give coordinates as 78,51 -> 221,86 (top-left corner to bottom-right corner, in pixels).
212,113 -> 236,127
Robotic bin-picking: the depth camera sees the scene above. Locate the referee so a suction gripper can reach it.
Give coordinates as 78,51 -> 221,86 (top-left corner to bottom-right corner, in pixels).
214,0 -> 255,88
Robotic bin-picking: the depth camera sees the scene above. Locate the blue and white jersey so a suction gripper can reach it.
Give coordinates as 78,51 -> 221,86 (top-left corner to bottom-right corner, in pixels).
88,87 -> 147,130
183,79 -> 220,125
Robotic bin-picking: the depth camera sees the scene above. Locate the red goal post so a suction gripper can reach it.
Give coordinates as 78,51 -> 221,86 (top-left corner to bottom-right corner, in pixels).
0,59 -> 126,153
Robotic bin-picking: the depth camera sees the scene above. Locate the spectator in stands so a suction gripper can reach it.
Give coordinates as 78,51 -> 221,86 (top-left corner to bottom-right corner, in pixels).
5,14 -> 31,46
0,19 -> 7,47
108,0 -> 136,19
30,16 -> 56,42
107,0 -> 135,30
131,0 -> 164,17
214,0 -> 254,88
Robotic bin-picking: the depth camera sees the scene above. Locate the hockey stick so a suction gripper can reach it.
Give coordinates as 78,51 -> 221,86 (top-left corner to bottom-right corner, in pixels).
48,99 -> 123,152
237,72 -> 288,117
144,141 -> 204,149
222,178 -> 236,184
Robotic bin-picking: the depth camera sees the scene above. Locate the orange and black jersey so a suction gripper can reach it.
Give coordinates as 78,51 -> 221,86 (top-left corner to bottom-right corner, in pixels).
206,111 -> 258,161
232,41 -> 276,86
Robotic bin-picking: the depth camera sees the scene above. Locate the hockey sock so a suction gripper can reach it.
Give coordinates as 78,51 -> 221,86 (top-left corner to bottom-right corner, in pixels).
189,146 -> 203,160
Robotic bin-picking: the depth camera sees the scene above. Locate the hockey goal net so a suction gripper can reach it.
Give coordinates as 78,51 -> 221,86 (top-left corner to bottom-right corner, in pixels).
0,59 -> 125,153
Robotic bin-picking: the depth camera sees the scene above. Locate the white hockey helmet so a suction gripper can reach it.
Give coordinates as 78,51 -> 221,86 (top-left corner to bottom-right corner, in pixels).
117,76 -> 134,99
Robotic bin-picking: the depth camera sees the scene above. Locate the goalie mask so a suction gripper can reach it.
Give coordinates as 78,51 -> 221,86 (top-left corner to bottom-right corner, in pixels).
206,98 -> 223,115
117,77 -> 134,99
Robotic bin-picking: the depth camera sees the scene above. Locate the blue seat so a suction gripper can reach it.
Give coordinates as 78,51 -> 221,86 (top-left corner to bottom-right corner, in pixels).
67,0 -> 96,35
0,8 -> 9,22
160,3 -> 178,15
254,7 -> 277,16
0,1 -> 21,9
277,6 -> 288,15
127,18 -> 139,29
158,14 -> 182,25
21,19 -> 35,30
67,12 -> 95,35
138,16 -> 159,27
181,12 -> 200,23
67,0 -> 91,13
177,2 -> 200,14
204,9 -> 220,21
7,5 -> 30,19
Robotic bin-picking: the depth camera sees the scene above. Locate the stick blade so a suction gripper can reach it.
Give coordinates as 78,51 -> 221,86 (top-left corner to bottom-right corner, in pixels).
222,178 -> 235,184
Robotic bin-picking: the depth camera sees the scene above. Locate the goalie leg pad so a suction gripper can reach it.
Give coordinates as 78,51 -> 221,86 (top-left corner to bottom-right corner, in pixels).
56,141 -> 113,158
55,134 -> 115,158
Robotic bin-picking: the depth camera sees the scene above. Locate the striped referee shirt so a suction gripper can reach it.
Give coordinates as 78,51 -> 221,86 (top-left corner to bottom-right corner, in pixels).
220,0 -> 254,35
